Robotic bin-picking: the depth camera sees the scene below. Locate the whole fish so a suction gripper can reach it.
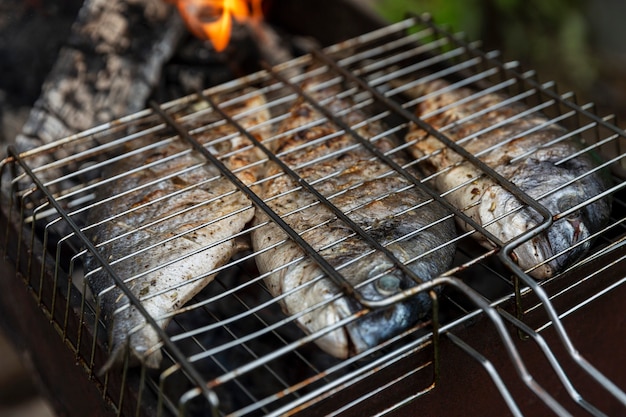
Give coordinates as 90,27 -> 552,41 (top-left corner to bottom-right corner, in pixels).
404,79 -> 611,278
84,91 -> 269,370
251,75 -> 456,359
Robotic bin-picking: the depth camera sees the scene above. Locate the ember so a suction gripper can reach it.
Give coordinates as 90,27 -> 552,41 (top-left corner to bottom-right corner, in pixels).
171,0 -> 263,51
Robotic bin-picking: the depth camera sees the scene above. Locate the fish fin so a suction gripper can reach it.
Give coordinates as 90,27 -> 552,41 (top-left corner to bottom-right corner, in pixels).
233,235 -> 252,253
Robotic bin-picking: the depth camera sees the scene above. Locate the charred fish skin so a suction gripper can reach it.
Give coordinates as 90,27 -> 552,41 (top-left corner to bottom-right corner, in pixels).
405,79 -> 611,279
252,76 -> 456,359
84,92 -> 269,370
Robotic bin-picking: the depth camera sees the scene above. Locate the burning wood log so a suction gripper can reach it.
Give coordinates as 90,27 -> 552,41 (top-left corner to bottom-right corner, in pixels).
14,0 -> 301,164
15,0 -> 185,157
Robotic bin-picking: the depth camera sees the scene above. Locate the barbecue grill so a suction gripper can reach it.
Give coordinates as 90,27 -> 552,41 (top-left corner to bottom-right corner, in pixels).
2,9 -> 626,417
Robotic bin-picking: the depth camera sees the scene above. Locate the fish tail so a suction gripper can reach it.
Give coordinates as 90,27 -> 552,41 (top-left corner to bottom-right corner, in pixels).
98,328 -> 163,375
98,342 -> 128,376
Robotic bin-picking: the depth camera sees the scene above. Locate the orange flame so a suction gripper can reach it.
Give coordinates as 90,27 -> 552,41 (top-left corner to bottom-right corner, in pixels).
172,0 -> 263,52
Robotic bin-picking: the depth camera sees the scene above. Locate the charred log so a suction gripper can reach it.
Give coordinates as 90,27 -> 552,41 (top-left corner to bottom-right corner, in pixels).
15,0 -> 185,158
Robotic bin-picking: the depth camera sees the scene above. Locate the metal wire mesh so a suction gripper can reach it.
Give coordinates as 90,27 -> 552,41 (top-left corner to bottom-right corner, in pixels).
1,14 -> 625,417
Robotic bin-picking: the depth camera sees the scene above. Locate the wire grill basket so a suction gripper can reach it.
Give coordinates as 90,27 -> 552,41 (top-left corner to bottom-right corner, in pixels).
2,14 -> 626,417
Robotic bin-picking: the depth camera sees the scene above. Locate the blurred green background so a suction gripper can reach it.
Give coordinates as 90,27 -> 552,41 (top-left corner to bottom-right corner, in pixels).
369,0 -> 626,126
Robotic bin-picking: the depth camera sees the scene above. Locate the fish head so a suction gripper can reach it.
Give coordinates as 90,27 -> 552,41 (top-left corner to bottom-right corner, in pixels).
297,196 -> 456,358
480,159 -> 611,279
335,252 -> 441,356
526,180 -> 610,278
504,209 -> 589,279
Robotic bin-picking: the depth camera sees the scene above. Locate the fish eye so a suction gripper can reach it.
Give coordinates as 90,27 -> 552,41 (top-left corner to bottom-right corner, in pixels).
566,210 -> 582,222
556,195 -> 583,222
557,195 -> 580,214
374,274 -> 401,296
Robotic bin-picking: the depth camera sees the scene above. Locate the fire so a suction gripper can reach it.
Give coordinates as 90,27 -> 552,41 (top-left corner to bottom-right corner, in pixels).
171,0 -> 263,52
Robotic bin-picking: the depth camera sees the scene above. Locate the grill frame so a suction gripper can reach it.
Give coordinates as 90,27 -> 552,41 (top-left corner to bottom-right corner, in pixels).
1,12 -> 626,417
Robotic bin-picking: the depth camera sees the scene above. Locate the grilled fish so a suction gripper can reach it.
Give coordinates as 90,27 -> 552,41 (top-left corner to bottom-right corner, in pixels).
404,79 -> 611,278
251,75 -> 456,359
84,91 -> 269,370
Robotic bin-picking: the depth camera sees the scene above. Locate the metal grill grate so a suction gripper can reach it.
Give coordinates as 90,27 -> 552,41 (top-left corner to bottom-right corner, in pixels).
2,14 -> 626,417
